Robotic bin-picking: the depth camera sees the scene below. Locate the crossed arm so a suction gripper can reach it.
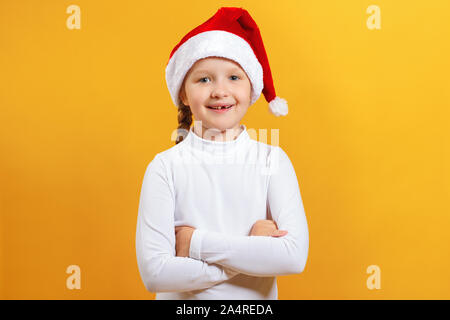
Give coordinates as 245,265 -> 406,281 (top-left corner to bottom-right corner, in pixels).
175,219 -> 287,258
135,148 -> 309,293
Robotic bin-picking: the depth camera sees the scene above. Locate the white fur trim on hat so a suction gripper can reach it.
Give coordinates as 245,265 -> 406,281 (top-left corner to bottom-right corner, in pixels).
165,30 -> 264,107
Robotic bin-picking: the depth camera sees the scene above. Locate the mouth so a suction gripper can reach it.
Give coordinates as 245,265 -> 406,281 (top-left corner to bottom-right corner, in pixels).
206,104 -> 234,113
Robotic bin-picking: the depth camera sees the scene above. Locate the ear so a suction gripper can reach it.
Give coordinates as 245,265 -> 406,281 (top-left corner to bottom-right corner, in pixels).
178,78 -> 188,106
179,85 -> 188,106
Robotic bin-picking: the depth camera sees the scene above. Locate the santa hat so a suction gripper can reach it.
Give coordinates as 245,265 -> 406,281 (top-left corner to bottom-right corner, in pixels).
165,7 -> 288,117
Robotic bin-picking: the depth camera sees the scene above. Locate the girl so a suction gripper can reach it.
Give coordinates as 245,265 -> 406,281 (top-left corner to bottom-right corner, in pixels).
135,7 -> 309,300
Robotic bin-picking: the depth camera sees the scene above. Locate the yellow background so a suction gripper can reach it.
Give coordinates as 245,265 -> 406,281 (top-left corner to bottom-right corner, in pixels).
1,0 -> 449,299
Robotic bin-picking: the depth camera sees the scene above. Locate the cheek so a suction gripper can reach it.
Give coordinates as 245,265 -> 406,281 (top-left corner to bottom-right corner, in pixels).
237,84 -> 252,103
186,86 -> 209,105
239,80 -> 252,99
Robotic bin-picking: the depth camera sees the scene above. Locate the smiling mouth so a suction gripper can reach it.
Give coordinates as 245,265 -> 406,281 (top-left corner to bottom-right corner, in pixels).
206,104 -> 234,110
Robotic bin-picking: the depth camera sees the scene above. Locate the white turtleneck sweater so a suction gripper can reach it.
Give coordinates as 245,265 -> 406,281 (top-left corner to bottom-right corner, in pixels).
135,124 -> 309,300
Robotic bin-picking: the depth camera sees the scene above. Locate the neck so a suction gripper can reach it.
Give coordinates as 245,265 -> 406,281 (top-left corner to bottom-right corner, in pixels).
193,122 -> 243,142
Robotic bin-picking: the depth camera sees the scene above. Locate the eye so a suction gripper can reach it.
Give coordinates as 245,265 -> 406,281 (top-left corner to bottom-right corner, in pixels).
199,77 -> 210,83
230,75 -> 240,80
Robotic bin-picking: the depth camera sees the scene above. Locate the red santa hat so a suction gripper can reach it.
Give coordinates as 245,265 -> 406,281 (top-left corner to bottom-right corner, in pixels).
165,7 -> 288,117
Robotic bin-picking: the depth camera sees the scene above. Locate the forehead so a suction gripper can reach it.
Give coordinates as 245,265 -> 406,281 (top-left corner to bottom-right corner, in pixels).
189,57 -> 245,74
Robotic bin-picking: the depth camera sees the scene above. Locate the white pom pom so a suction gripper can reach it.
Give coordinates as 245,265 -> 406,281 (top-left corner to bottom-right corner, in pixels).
268,96 -> 288,117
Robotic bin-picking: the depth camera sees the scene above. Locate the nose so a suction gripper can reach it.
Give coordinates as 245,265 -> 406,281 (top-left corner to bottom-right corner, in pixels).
210,79 -> 230,99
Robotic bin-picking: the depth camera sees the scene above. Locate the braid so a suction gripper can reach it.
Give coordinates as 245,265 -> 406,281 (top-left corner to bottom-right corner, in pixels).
175,101 -> 193,144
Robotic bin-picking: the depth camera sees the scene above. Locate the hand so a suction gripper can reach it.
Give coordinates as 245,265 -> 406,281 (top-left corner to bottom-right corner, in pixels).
249,219 -> 288,237
175,226 -> 195,257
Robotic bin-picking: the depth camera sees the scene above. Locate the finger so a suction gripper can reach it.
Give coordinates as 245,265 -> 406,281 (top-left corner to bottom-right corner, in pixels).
271,230 -> 288,237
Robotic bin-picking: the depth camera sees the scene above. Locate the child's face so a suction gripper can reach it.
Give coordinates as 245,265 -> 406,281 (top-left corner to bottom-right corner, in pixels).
179,57 -> 252,132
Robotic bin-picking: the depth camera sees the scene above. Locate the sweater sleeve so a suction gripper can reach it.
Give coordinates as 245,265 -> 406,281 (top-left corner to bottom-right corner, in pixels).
189,146 -> 309,277
135,154 -> 239,293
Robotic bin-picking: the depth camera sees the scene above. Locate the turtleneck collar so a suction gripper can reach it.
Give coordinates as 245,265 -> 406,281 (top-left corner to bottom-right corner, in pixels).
183,124 -> 250,156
